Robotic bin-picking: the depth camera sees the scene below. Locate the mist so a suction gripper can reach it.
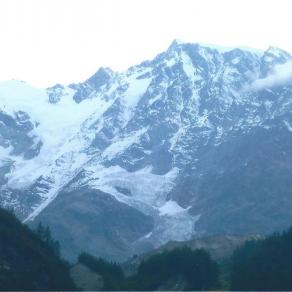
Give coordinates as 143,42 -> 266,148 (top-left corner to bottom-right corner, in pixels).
250,61 -> 292,91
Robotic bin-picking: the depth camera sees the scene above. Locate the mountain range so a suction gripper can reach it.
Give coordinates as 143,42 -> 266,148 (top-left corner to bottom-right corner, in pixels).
1,40 -> 292,261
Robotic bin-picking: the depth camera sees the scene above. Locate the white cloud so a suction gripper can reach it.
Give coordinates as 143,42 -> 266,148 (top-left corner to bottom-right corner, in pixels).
250,61 -> 292,91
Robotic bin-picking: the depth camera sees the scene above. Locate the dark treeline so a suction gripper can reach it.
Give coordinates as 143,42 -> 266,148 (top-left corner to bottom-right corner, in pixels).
79,227 -> 292,291
231,227 -> 292,290
0,208 -> 75,291
79,252 -> 124,290
127,247 -> 219,290
2,204 -> 292,291
35,222 -> 61,258
79,248 -> 219,291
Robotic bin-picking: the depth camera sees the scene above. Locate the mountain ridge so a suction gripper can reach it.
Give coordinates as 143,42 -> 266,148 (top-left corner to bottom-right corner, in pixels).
1,40 -> 292,260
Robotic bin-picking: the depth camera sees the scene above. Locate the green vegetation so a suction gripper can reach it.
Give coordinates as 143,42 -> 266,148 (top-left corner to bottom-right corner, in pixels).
127,247 -> 219,290
231,227 -> 292,290
78,252 -> 124,290
79,247 -> 219,290
78,228 -> 292,291
35,222 -> 61,257
0,208 -> 75,291
3,204 -> 292,291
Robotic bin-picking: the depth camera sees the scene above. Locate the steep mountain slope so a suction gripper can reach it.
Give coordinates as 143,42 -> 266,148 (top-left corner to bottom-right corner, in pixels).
1,40 -> 292,260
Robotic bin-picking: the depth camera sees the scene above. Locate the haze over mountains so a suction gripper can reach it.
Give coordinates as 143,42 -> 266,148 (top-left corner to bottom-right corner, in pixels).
1,40 -> 292,261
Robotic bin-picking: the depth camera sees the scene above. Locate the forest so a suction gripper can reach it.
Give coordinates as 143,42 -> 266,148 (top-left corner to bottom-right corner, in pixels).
1,206 -> 292,291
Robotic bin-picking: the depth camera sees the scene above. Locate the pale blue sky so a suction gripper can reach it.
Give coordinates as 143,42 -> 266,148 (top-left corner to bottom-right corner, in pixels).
0,0 -> 291,86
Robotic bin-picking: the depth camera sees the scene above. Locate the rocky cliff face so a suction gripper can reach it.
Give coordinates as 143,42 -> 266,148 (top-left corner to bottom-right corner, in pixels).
1,40 -> 292,260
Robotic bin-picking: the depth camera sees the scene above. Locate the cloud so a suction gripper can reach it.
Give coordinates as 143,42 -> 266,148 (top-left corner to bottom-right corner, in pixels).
250,61 -> 292,91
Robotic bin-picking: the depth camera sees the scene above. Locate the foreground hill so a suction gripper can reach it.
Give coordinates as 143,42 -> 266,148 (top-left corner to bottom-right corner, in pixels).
122,234 -> 261,276
0,208 -> 75,291
231,227 -> 292,290
74,248 -> 219,291
71,227 -> 292,291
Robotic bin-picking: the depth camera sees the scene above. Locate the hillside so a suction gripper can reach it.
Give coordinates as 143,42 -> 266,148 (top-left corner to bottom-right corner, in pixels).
0,208 -> 75,291
123,234 -> 261,276
74,248 -> 219,291
70,227 -> 292,291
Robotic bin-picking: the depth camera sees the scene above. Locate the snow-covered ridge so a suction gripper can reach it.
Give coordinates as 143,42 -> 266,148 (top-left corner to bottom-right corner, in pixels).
0,79 -> 112,189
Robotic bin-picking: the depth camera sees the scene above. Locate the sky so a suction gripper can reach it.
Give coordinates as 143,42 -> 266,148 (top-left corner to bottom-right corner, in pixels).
0,0 -> 292,87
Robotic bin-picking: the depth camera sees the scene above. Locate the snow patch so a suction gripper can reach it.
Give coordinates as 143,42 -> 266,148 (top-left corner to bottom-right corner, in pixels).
123,74 -> 151,108
181,51 -> 202,82
102,128 -> 148,160
83,164 -> 179,208
165,58 -> 176,67
284,120 -> 292,132
148,94 -> 162,106
159,200 -> 189,216
231,57 -> 240,64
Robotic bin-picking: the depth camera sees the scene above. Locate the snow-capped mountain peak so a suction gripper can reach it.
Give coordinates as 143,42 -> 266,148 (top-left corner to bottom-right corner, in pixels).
1,41 -> 292,261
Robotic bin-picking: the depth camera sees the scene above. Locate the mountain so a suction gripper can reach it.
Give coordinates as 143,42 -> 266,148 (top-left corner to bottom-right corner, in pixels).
1,40 -> 292,261
0,207 -> 75,290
